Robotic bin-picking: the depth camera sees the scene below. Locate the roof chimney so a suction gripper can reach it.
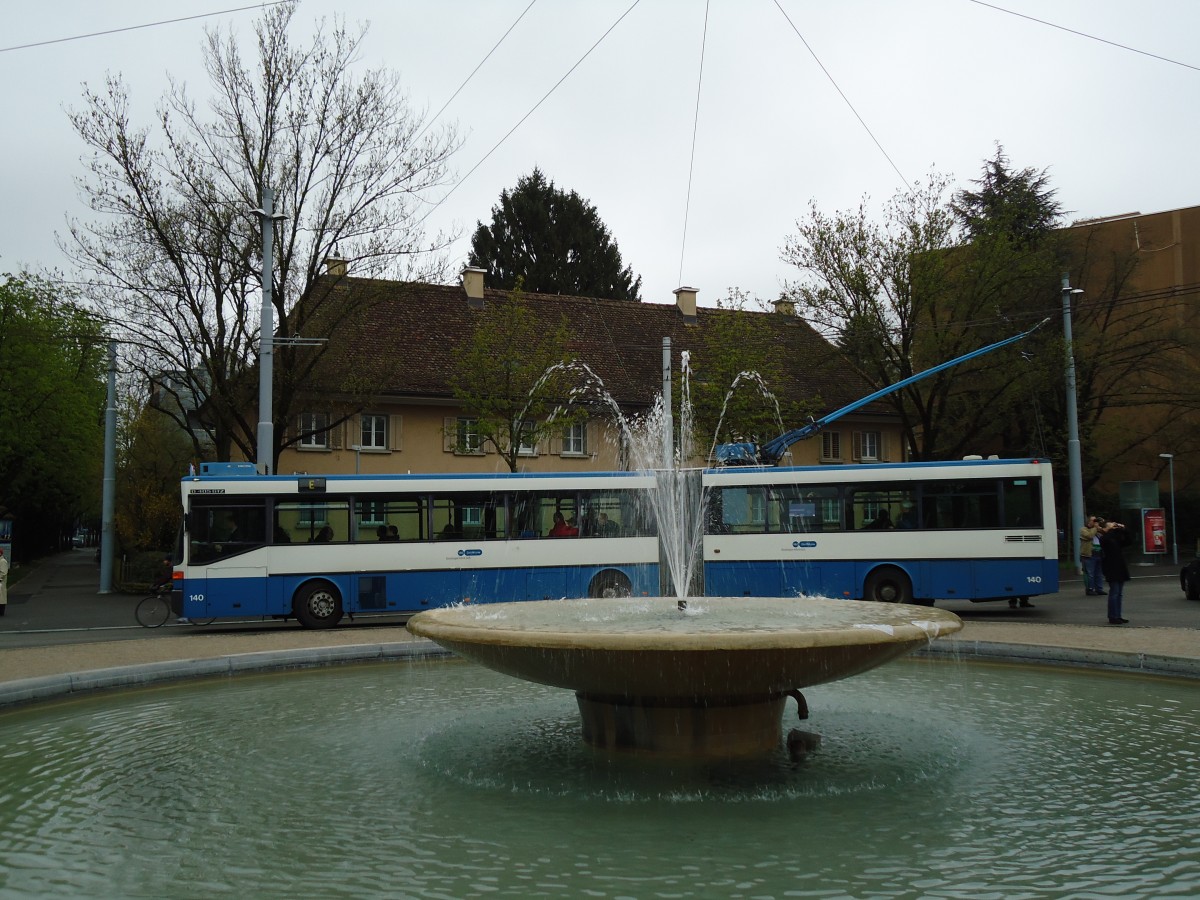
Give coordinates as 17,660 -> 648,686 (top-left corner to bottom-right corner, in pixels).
323,256 -> 347,276
673,286 -> 698,322
773,296 -> 795,316
462,267 -> 486,309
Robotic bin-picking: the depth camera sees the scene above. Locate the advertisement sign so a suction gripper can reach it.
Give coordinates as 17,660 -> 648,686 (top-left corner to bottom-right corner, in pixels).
1142,507 -> 1167,555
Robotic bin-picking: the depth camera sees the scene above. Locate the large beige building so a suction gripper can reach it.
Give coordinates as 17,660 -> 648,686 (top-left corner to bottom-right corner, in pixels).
1066,206 -> 1199,503
262,268 -> 904,477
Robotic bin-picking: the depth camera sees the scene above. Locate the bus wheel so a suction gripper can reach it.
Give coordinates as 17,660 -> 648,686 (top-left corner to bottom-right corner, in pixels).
589,571 -> 632,598
863,567 -> 913,604
294,580 -> 344,629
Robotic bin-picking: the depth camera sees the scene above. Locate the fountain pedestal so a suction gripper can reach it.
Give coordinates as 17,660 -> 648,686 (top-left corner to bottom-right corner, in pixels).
577,693 -> 788,756
407,596 -> 963,758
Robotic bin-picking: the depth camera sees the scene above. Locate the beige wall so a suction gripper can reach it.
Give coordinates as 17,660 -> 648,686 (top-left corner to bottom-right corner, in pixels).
1071,207 -> 1200,497
273,403 -> 906,475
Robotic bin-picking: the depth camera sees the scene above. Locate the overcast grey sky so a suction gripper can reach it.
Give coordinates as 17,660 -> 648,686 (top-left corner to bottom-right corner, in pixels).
3,1 -> 1198,307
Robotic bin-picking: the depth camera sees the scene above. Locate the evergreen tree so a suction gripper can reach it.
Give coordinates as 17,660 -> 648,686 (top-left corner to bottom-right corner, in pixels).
953,143 -> 1063,246
469,168 -> 642,300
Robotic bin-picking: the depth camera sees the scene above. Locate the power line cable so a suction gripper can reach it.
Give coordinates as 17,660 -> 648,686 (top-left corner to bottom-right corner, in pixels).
420,0 -> 642,226
678,0 -> 711,289
0,2 -> 290,53
966,0 -> 1200,73
772,0 -> 909,188
413,0 -> 539,143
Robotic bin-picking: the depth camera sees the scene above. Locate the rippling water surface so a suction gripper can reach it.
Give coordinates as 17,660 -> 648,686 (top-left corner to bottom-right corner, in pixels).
0,657 -> 1196,898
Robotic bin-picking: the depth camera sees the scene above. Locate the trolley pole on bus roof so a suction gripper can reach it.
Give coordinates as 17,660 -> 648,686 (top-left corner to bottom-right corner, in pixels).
253,187 -> 285,475
1062,274 -> 1086,574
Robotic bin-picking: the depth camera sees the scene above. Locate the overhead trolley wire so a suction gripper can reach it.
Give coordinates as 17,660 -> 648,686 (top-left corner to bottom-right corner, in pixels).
413,0 -> 539,143
0,2 -> 290,54
677,1 -> 711,289
967,0 -> 1200,73
772,0 -> 910,189
420,0 -> 642,227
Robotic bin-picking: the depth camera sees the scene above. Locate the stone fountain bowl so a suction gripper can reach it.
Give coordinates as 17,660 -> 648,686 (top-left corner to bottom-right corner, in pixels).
408,596 -> 963,755
409,596 -> 961,697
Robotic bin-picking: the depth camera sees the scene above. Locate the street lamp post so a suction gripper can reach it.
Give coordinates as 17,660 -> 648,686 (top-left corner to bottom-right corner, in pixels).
251,187 -> 286,475
1159,452 -> 1177,566
1062,274 -> 1086,574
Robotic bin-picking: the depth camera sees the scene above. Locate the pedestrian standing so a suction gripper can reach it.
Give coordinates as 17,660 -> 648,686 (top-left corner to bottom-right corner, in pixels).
1079,515 -> 1106,595
1098,520 -> 1131,624
0,547 -> 9,616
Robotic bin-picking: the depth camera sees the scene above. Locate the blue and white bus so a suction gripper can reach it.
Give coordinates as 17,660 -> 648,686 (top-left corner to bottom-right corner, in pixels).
174,457 -> 1059,627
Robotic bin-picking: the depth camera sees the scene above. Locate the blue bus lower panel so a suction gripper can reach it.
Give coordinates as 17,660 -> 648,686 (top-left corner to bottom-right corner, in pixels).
183,564 -> 660,618
182,558 -> 1058,618
703,558 -> 1059,601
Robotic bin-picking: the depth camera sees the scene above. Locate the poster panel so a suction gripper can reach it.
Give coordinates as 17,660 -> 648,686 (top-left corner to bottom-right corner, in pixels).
1142,507 -> 1167,555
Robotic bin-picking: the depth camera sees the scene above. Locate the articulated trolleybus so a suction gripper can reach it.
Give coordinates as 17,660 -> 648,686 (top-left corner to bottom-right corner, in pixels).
175,457 -> 1058,627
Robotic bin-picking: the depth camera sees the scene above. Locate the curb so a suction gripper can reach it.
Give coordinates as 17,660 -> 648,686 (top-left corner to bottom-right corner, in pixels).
917,638 -> 1200,679
0,640 -> 452,710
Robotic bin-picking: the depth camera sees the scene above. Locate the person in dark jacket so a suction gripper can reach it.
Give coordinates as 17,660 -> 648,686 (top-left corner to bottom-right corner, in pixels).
1097,520 -> 1132,624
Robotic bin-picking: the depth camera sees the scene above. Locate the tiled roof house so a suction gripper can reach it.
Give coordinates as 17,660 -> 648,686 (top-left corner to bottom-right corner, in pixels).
269,267 -> 903,475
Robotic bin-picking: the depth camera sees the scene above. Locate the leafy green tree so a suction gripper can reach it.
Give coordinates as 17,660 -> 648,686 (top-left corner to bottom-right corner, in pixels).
66,2 -> 460,470
115,398 -> 194,553
469,168 -> 642,300
783,149 -> 1186,503
687,291 -> 819,462
781,175 -> 973,459
0,275 -> 106,558
449,283 -> 585,472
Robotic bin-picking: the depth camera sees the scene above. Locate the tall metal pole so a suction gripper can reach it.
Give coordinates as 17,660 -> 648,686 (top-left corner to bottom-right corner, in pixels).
660,337 -> 681,605
661,337 -> 673,469
1062,274 -> 1085,574
255,187 -> 277,475
99,340 -> 117,593
1161,452 -> 1178,566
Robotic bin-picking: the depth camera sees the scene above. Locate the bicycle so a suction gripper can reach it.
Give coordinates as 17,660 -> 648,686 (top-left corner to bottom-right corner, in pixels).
135,586 -> 215,628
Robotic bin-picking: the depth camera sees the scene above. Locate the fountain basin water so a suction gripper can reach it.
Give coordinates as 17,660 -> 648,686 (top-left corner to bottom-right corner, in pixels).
407,596 -> 963,756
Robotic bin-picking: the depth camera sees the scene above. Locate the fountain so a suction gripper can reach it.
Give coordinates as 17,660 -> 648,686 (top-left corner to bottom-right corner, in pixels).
408,344 -> 964,756
2,659 -> 1196,896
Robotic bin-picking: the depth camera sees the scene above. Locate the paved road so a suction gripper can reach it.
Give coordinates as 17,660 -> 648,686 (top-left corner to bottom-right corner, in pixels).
2,547 -> 1196,652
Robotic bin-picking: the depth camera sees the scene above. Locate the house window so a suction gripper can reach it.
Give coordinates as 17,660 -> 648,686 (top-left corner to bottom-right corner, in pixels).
358,501 -> 386,526
299,412 -> 329,449
457,417 -> 482,454
562,423 -> 587,456
854,431 -> 881,461
748,491 -> 766,526
821,431 -> 841,462
295,503 -> 328,528
360,414 -> 387,450
518,421 -> 537,456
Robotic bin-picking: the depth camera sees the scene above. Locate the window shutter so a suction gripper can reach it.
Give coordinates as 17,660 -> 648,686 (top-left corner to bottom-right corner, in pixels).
880,433 -> 890,462
330,417 -> 343,450
390,415 -> 403,451
851,431 -> 862,461
443,417 -> 456,453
